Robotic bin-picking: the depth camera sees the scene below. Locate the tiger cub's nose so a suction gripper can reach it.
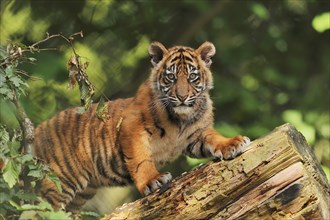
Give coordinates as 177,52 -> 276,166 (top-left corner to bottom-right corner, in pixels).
177,95 -> 188,102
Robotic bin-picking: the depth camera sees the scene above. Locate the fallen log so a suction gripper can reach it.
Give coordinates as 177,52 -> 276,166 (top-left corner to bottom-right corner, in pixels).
103,123 -> 330,220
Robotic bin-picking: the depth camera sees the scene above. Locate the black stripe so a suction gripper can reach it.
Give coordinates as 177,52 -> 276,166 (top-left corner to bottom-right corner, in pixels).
97,153 -> 128,186
34,128 -> 42,158
101,124 -> 109,172
118,148 -> 128,172
113,114 -> 126,167
59,175 -> 77,194
42,186 -> 68,204
41,124 -> 50,162
42,189 -> 67,204
77,191 -> 96,200
110,147 -> 132,184
199,142 -> 206,158
170,55 -> 181,63
187,128 -> 203,140
98,122 -> 106,159
43,193 -> 56,206
45,121 -> 77,193
74,111 -> 81,145
96,127 -> 131,185
165,104 -> 181,126
54,116 -> 87,190
89,116 -> 97,162
70,197 -> 87,206
62,187 -> 75,199
141,113 -> 153,136
80,116 -> 94,178
186,140 -> 198,155
149,102 -> 166,138
187,124 -> 210,140
66,199 -> 85,210
184,55 -> 193,63
67,201 -> 84,209
136,159 -> 152,173
186,50 -> 196,58
96,155 -> 107,177
145,127 -> 153,136
42,187 -> 61,200
157,125 -> 165,138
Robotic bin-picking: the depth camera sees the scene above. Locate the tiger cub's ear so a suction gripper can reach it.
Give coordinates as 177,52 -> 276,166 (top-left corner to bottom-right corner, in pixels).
148,42 -> 168,67
196,42 -> 216,68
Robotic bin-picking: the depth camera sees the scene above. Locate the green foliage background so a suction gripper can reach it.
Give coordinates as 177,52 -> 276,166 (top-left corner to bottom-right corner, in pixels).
1,0 -> 329,216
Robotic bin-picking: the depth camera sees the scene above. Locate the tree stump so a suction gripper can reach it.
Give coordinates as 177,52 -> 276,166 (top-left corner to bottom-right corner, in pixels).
102,124 -> 330,220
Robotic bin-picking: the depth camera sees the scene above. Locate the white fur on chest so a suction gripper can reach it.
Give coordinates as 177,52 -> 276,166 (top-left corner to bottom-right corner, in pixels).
149,127 -> 190,168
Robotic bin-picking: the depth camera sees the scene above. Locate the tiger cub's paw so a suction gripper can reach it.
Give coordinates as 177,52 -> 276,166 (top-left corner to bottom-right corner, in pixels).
143,172 -> 172,196
212,136 -> 250,160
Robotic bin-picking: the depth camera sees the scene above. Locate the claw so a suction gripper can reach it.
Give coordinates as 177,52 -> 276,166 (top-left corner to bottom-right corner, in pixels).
143,172 -> 172,196
217,136 -> 251,160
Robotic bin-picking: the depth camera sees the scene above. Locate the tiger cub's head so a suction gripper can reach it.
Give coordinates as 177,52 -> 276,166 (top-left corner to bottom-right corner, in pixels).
148,41 -> 216,118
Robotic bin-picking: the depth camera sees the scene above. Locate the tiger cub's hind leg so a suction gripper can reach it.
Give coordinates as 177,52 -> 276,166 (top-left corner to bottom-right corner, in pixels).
65,186 -> 97,213
40,178 -> 75,210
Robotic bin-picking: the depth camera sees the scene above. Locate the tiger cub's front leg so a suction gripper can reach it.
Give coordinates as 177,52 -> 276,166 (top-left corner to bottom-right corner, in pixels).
203,128 -> 250,160
186,128 -> 250,160
122,134 -> 172,196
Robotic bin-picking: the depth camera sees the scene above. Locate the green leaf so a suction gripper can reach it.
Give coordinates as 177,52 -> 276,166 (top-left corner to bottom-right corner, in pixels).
46,172 -> 62,193
0,126 -> 10,147
9,199 -> 21,210
0,192 -> 12,203
96,96 -> 108,121
76,106 -> 85,114
5,66 -> 15,77
80,210 -> 101,218
28,169 -> 43,179
39,210 -> 71,220
9,76 -> 24,88
79,80 -> 94,110
0,74 -> 6,87
36,197 -> 53,211
21,154 -> 34,164
8,141 -> 20,156
0,86 -> 14,100
27,164 -> 37,172
19,204 -> 46,211
19,210 -> 38,220
0,45 -> 7,59
14,192 -> 37,201
11,197 -> 53,212
3,159 -> 21,188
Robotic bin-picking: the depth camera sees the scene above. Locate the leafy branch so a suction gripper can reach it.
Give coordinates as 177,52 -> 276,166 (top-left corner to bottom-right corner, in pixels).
0,31 -> 97,219
0,31 -> 97,152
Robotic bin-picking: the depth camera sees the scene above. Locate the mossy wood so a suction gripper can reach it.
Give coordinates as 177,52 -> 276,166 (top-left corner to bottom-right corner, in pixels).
103,124 -> 330,220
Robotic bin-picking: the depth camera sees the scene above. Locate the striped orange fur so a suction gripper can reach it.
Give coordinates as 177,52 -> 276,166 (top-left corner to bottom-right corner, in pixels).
34,41 -> 250,212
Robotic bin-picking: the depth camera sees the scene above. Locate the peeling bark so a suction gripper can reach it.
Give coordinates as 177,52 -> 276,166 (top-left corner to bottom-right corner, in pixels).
103,124 -> 330,220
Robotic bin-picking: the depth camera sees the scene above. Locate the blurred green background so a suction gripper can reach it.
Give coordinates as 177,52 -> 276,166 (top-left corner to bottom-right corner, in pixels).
1,0 -> 329,215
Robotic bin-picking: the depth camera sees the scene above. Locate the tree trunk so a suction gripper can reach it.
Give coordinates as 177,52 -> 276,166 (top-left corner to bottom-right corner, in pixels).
102,124 -> 330,220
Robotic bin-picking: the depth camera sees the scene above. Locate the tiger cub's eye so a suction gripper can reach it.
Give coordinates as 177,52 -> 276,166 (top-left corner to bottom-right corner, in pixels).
166,73 -> 175,81
189,73 -> 198,81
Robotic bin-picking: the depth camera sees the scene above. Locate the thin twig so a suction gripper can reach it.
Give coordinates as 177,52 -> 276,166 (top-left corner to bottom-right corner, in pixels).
15,70 -> 42,80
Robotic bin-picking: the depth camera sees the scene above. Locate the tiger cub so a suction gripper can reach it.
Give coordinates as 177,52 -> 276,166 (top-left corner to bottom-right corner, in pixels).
34,41 -> 250,212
